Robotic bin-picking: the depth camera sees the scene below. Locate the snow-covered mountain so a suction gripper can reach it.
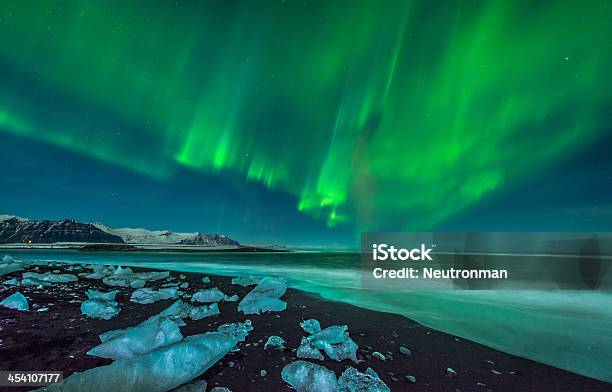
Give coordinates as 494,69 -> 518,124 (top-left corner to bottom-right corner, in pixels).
0,215 -> 240,246
93,223 -> 240,246
0,217 -> 124,244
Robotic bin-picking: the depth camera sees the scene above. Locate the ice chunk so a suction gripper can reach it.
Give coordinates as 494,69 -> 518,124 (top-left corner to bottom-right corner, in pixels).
173,380 -> 207,392
231,276 -> 260,287
45,322 -> 252,392
103,271 -> 169,287
264,335 -> 286,351
296,337 -> 324,360
22,271 -> 77,282
81,299 -> 120,320
179,282 -> 188,289
130,288 -> 181,304
2,277 -> 20,286
114,266 -> 134,275
324,337 -> 358,362
209,388 -> 231,392
224,294 -> 239,302
281,361 -> 337,392
130,279 -> 146,288
201,276 -> 210,284
300,319 -> 321,334
337,367 -> 390,392
189,303 -> 220,320
191,288 -> 225,303
21,277 -> 53,286
217,319 -> 253,341
159,300 -> 193,320
86,290 -> 119,301
88,316 -> 182,360
0,292 -> 29,311
238,277 -> 287,315
305,324 -> 358,362
0,255 -> 25,277
307,325 -> 348,346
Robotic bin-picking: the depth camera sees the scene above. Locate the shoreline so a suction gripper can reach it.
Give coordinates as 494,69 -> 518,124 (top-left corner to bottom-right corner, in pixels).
0,243 -> 290,253
1,261 -> 610,391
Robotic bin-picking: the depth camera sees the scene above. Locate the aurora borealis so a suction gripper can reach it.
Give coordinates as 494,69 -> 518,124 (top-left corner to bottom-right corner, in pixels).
1,0 -> 611,245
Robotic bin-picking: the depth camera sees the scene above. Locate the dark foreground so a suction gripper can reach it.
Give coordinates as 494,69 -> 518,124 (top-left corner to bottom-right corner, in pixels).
0,263 -> 609,392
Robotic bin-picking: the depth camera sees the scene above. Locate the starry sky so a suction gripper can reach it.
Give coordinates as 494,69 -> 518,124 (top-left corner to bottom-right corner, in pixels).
0,0 -> 611,247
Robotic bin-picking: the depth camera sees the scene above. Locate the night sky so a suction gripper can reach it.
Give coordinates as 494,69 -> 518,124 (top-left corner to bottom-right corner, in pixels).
1,0 -> 611,247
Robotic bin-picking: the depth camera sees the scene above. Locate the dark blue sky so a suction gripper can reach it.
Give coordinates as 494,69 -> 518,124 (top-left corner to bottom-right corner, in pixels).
1,130 -> 611,247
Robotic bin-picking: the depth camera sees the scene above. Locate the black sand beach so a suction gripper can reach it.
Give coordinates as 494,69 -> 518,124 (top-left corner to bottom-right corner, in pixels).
0,263 -> 609,392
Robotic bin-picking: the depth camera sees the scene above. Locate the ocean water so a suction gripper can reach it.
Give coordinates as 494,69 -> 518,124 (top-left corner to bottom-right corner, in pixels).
3,249 -> 611,383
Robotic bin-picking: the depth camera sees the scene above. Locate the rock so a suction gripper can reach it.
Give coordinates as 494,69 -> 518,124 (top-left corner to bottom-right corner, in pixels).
372,352 -> 386,361
399,346 -> 412,355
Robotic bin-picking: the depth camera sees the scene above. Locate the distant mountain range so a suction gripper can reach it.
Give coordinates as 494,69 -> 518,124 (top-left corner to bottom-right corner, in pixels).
0,215 -> 240,246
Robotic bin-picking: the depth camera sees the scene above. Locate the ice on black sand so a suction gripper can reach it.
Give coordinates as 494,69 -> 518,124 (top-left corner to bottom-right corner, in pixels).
337,367 -> 390,392
281,361 -> 337,392
0,291 -> 29,311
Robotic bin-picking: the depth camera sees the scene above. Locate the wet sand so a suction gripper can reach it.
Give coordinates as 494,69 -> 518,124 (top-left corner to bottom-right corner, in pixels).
0,263 -> 609,392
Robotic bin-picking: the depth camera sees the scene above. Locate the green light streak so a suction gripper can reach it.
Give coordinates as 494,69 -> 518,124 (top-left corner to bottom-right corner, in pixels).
0,0 -> 610,231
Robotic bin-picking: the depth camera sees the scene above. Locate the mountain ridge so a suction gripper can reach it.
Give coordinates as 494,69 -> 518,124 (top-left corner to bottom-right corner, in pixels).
0,215 -> 239,246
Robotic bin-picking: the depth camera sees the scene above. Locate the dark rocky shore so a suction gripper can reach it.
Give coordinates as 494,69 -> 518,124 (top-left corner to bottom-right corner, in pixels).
0,263 -> 609,392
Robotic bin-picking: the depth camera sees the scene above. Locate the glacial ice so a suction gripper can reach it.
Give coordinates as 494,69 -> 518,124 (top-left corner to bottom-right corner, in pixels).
88,316 -> 183,359
114,266 -> 133,275
45,321 -> 253,392
81,290 -> 121,320
172,380 -> 207,392
337,367 -> 390,392
238,277 -> 287,315
224,294 -> 239,302
0,255 -> 25,276
81,299 -> 120,320
102,270 -> 169,288
296,337 -> 325,360
231,276 -> 260,287
307,325 -> 348,346
302,324 -> 358,362
2,277 -> 20,285
22,271 -> 77,282
264,335 -> 286,351
300,319 -> 322,334
281,361 -> 337,392
21,277 -> 53,286
0,291 -> 29,311
130,288 -> 181,304
189,303 -> 220,320
191,288 -> 225,303
159,299 -> 193,319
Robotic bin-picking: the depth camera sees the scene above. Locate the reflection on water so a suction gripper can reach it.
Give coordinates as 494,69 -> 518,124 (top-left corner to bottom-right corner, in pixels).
3,249 -> 611,383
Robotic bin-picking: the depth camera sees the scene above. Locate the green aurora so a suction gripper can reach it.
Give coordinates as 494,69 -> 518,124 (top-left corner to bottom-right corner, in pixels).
1,0 -> 611,231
